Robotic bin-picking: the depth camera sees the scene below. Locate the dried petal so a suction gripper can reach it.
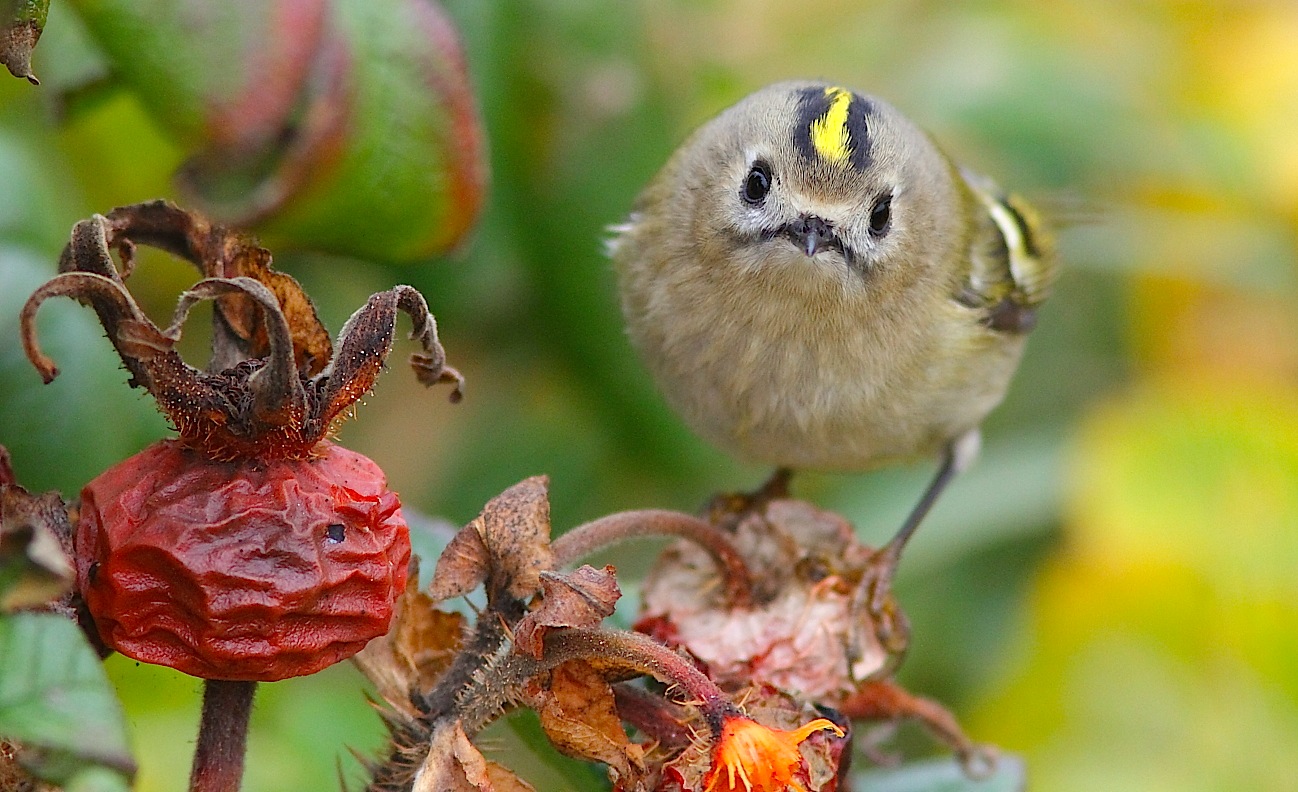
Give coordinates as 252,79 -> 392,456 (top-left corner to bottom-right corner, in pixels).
514,565 -> 620,659
428,477 -> 554,606
484,762 -> 536,792
523,659 -> 646,790
427,520 -> 491,604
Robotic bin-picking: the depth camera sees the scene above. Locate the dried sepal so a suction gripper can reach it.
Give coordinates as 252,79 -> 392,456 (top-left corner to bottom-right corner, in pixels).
522,659 -> 646,791
319,285 -> 464,431
426,522 -> 491,605
169,277 -> 307,428
21,270 -> 153,385
514,565 -> 621,659
428,476 -> 554,606
22,201 -> 462,461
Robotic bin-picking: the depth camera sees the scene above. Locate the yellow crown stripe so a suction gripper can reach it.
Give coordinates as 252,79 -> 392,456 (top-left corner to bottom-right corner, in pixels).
809,86 -> 854,164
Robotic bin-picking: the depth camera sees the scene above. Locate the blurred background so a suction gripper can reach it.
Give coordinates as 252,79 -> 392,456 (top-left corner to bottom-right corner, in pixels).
2,1 -> 1297,790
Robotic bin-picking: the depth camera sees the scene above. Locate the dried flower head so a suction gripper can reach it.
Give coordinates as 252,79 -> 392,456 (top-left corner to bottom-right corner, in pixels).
638,499 -> 905,705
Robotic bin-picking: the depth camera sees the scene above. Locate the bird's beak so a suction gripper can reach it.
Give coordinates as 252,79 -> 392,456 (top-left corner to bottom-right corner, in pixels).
784,214 -> 837,257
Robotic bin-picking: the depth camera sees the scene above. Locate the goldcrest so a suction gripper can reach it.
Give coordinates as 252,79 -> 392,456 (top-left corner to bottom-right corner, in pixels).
610,81 -> 1055,581
612,81 -> 1052,471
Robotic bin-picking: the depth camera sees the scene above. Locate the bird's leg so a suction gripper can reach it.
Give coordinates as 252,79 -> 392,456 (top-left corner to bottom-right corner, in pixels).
865,429 -> 982,614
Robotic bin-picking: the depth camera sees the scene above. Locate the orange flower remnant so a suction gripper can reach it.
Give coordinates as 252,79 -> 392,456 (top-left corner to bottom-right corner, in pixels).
703,715 -> 844,792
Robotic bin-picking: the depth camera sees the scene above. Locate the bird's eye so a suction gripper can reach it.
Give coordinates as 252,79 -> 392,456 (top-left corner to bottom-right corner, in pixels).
869,193 -> 892,237
742,161 -> 772,205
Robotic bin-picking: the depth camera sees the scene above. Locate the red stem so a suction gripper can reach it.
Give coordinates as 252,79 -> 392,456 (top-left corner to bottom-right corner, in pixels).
551,510 -> 754,607
189,680 -> 256,792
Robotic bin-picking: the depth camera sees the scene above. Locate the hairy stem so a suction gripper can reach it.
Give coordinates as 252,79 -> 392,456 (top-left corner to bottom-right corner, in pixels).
552,510 -> 754,607
540,628 -> 739,736
189,680 -> 256,792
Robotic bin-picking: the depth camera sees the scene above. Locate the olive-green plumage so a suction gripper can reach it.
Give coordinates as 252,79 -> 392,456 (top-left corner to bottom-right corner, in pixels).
611,81 -> 1054,471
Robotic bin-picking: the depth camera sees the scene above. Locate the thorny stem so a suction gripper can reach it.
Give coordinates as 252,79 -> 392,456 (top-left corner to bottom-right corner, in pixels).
551,510 -> 754,608
189,680 -> 256,792
541,628 -> 741,738
422,624 -> 740,743
417,599 -> 521,722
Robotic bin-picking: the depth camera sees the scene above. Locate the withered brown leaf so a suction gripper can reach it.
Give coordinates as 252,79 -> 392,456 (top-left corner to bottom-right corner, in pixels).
0,464 -> 74,612
483,762 -> 537,792
523,659 -> 646,791
514,565 -> 621,659
412,721 -> 498,792
354,560 -> 465,707
428,476 -> 555,605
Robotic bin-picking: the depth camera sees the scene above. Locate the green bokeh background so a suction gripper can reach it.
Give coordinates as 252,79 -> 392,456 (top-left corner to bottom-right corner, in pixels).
2,1 -> 1297,790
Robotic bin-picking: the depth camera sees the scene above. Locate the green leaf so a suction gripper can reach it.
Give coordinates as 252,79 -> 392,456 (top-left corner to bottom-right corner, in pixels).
0,612 -> 135,782
853,755 -> 1025,792
2,0 -> 48,84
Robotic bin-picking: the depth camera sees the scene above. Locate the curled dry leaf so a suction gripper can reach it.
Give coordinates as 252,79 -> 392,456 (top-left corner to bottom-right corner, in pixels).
523,660 -> 646,791
514,565 -> 621,659
0,455 -> 75,612
428,476 -> 555,605
354,560 -> 466,709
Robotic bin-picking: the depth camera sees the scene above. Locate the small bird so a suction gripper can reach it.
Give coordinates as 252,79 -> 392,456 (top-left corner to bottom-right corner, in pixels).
610,81 -> 1055,604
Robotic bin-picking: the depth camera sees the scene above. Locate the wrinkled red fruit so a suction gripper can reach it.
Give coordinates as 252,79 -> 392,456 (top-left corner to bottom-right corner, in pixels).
76,439 -> 410,681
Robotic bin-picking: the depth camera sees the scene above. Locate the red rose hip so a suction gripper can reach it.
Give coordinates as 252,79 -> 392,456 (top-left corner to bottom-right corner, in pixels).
78,440 -> 411,681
